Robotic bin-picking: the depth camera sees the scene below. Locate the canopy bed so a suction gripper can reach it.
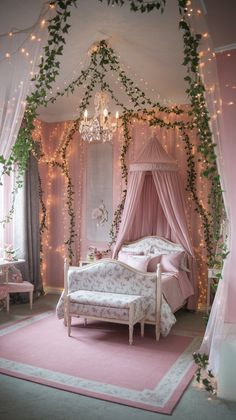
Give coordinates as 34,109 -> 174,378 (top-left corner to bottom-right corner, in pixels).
56,235 -> 192,340
56,137 -> 196,338
113,135 -> 197,310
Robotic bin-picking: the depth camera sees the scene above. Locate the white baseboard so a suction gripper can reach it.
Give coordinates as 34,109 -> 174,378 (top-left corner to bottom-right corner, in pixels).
44,286 -> 63,295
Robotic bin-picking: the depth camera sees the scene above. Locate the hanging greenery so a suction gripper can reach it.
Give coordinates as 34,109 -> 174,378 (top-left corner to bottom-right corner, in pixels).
44,40 -> 199,253
99,0 -> 166,13
0,0 -> 225,270
0,0 -> 78,231
38,172 -> 47,259
0,0 -> 227,395
109,112 -> 132,245
178,0 -> 225,265
193,352 -> 217,394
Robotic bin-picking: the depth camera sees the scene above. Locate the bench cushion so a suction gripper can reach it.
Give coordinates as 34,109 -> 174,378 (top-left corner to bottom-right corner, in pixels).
69,290 -> 149,322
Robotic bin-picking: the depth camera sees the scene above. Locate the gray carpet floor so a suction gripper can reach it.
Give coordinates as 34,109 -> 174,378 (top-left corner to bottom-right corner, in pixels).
1,295 -> 236,420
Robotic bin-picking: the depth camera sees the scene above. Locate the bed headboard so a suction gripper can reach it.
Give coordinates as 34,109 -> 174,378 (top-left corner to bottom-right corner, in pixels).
120,236 -> 185,256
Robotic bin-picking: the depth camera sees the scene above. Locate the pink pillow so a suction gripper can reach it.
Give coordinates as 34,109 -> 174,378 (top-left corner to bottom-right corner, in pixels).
147,254 -> 161,272
180,252 -> 190,272
161,252 -> 184,273
126,255 -> 151,272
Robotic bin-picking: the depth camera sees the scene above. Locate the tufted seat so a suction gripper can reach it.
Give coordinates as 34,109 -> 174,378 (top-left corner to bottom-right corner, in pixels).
6,281 -> 34,312
67,290 -> 150,345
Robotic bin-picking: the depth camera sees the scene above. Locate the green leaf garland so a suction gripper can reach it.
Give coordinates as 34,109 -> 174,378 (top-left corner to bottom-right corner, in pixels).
0,0 -> 225,272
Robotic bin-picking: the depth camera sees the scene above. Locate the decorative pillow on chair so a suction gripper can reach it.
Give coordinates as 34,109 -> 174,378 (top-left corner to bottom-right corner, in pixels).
161,252 -> 184,273
147,254 -> 162,272
8,265 -> 23,283
126,255 -> 151,272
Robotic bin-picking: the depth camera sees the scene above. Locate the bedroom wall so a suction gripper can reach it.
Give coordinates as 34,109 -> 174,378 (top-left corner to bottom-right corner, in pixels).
37,112 -> 209,304
216,48 -> 236,322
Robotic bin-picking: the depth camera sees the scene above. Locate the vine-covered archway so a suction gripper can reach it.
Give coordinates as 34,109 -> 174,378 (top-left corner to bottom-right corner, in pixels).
0,0 -> 224,269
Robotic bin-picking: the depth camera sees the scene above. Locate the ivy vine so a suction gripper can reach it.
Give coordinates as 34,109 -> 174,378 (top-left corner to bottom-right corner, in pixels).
0,0 -> 77,227
44,40 -> 198,252
0,0 -> 225,271
0,0 -> 227,396
99,0 -> 166,13
193,352 -> 216,394
178,0 -> 225,265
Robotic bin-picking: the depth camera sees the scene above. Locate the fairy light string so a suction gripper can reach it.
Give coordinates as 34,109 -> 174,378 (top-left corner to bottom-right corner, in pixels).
0,0 -> 225,278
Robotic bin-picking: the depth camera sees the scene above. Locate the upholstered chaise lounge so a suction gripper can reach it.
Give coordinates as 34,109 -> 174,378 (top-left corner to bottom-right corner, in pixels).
61,258 -> 162,345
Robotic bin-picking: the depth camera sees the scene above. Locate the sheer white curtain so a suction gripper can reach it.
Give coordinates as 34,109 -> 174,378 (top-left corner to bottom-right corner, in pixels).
189,0 -> 235,375
0,0 -> 48,251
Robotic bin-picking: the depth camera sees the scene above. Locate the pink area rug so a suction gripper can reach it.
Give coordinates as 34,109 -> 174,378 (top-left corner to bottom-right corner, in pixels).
0,312 -> 201,414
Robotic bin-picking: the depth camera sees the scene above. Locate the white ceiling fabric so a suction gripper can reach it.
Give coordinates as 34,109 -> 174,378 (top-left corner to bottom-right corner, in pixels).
1,0 -> 189,123
1,1 -> 236,123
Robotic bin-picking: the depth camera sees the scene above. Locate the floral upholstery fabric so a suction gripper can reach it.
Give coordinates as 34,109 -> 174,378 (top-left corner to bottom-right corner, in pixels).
56,259 -> 176,336
69,302 -> 129,321
121,236 -> 184,256
69,290 -> 149,322
159,298 -> 176,336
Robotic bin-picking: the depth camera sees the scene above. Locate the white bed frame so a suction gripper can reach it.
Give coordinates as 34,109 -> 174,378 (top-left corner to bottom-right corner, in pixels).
120,235 -> 186,258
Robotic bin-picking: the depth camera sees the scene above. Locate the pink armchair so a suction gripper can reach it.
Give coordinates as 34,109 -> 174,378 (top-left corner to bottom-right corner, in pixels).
0,260 -> 34,312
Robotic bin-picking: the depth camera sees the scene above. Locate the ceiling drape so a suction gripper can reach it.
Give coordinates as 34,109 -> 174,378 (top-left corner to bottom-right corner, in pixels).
112,136 -> 197,309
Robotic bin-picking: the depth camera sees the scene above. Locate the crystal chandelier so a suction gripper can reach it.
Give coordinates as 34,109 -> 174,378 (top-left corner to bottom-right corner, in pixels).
79,91 -> 119,143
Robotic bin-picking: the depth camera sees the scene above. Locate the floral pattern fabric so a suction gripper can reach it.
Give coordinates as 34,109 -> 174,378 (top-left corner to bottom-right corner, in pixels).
121,236 -> 184,257
69,290 -> 149,322
56,259 -> 176,336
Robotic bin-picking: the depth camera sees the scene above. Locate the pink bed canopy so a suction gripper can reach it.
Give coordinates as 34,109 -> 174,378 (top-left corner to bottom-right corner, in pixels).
113,136 -> 198,308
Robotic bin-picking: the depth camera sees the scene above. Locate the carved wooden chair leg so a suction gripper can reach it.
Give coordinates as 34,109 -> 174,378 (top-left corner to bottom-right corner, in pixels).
67,315 -> 71,337
129,324 -> 134,345
64,298 -> 68,326
6,294 -> 10,313
155,324 -> 160,341
29,291 -> 33,310
67,297 -> 71,336
129,303 -> 134,345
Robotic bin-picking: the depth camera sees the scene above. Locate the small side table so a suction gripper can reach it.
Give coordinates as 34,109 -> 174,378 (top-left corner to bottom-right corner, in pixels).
207,268 -> 221,313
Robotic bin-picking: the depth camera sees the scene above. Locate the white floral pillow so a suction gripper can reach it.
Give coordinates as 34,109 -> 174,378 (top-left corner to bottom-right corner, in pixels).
126,255 -> 151,272
118,250 -> 143,265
